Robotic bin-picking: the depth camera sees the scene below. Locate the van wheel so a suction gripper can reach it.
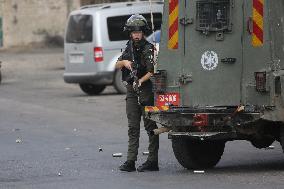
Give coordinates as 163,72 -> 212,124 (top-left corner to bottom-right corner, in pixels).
113,70 -> 126,94
79,84 -> 105,95
172,138 -> 225,169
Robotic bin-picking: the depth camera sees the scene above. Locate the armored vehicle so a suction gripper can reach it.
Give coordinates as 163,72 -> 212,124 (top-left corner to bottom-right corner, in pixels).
146,0 -> 284,169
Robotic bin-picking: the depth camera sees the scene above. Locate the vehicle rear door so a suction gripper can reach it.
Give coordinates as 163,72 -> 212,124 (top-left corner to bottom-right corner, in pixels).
65,14 -> 94,73
181,0 -> 243,106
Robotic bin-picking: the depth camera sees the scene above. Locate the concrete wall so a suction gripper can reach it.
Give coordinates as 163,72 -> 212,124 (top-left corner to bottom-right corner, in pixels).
0,0 -> 143,48
0,0 -> 3,18
1,0 -> 80,48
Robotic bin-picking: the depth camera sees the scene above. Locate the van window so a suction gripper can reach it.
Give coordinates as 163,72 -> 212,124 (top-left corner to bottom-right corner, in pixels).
66,14 -> 93,43
107,13 -> 162,41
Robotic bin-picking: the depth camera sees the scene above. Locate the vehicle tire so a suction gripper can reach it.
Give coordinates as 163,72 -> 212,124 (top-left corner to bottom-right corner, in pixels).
172,138 -> 225,169
113,70 -> 126,94
250,136 -> 275,149
79,83 -> 106,95
280,127 -> 284,152
0,70 -> 2,84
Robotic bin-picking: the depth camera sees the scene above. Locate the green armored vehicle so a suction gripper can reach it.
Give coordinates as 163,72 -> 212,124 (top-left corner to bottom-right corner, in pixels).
146,0 -> 284,169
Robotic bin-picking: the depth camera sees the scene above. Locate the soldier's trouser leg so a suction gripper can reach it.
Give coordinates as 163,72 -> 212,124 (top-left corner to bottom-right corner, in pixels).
126,93 -> 142,162
140,86 -> 159,162
143,114 -> 159,162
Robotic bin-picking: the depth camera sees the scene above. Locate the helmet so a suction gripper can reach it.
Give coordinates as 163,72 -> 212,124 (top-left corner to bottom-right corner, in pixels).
123,14 -> 150,33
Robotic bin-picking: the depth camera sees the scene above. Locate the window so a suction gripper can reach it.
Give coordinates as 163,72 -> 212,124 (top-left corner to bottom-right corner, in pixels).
196,0 -> 232,33
107,13 -> 162,41
66,15 -> 93,43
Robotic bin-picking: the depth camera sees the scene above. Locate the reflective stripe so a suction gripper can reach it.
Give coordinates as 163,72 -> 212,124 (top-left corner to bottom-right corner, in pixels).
252,0 -> 264,47
168,0 -> 179,49
145,106 -> 169,112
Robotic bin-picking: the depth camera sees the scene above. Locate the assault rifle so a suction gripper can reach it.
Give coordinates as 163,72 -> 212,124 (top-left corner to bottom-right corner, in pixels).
121,40 -> 137,85
123,40 -> 142,105
121,40 -> 141,104
128,40 -> 140,93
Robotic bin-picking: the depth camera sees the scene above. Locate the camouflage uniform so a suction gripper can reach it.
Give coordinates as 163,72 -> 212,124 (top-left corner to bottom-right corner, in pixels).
118,38 -> 159,163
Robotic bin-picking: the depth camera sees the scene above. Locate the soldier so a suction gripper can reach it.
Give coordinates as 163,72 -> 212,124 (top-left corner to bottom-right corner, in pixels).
115,14 -> 159,172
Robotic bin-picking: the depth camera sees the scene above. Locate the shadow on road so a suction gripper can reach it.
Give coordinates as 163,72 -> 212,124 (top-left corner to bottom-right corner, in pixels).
213,160 -> 284,174
159,158 -> 284,175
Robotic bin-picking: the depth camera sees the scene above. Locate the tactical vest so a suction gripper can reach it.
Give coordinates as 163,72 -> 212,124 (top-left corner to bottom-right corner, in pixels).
121,39 -> 149,84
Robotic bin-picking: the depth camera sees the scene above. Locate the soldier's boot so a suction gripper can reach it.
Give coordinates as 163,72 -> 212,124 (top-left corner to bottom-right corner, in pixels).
137,160 -> 159,172
119,160 -> 136,172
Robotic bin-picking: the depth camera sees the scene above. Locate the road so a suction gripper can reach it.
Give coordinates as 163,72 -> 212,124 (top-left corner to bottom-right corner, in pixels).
0,48 -> 284,189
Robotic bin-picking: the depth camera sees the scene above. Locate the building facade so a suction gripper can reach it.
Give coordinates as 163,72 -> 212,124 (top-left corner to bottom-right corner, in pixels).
0,0 -> 141,48
0,0 -> 4,47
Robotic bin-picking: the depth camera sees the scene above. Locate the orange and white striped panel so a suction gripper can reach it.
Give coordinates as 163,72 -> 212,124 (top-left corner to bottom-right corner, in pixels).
252,0 -> 264,47
168,0 -> 179,49
145,106 -> 169,112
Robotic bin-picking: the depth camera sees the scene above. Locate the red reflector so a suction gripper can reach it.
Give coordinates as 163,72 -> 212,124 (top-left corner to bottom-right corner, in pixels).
94,47 -> 103,62
156,92 -> 180,106
193,114 -> 208,127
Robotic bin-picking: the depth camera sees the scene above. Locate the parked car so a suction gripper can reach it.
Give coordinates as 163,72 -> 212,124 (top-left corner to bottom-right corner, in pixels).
147,29 -> 161,51
64,1 -> 163,95
147,30 -> 161,44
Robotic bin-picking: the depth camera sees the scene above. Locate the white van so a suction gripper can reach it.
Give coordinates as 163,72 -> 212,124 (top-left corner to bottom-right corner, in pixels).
64,1 -> 163,95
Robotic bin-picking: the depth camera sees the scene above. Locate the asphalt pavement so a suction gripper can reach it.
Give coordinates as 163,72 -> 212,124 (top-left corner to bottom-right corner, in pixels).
0,48 -> 284,189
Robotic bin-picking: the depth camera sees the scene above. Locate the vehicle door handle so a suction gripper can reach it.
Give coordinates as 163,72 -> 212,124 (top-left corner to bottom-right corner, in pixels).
247,17 -> 253,35
221,58 -> 236,64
